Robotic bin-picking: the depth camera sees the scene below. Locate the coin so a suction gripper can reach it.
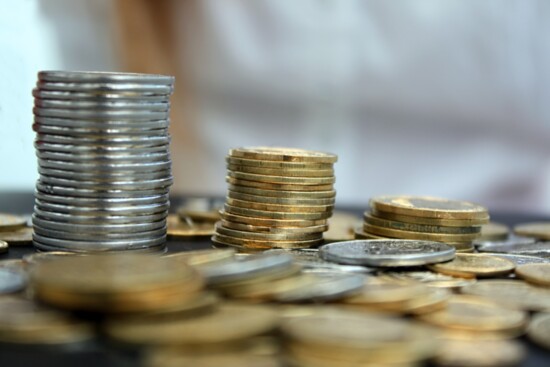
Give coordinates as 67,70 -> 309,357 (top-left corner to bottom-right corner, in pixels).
527,313 -> 550,350
212,233 -> 323,250
343,280 -> 430,306
515,264 -> 550,286
224,204 -> 332,220
477,240 -> 550,257
227,156 -> 334,169
264,249 -> 371,273
220,220 -> 328,235
227,190 -> 335,206
514,222 -> 550,240
22,251 -> 83,266
378,271 -> 476,289
227,164 -> 334,177
461,280 -> 550,312
0,227 -> 32,246
428,254 -> 516,278
226,177 -> 334,192
229,147 -> 337,163
35,98 -> 170,111
364,213 -> 481,234
319,240 -> 455,267
33,88 -> 170,102
163,249 -> 235,266
370,196 -> 489,220
38,70 -> 175,84
0,269 -> 26,294
474,235 -> 536,250
226,198 -> 334,214
324,211 -> 360,242
227,171 -> 335,185
177,198 -> 221,222
220,211 -> 326,228
274,272 -> 365,302
167,214 -> 214,237
363,223 -> 480,242
227,184 -> 336,199
488,253 -> 550,266
36,80 -> 173,94
371,208 -> 489,226
215,222 -> 322,241
479,222 -> 509,241
0,213 -> 27,232
435,339 -> 525,367
418,295 -> 527,335
32,233 -> 166,252
145,350 -> 282,367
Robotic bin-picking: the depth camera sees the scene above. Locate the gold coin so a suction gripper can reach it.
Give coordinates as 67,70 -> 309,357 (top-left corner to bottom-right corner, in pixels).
428,254 -> 515,278
228,146 -> 338,163
461,279 -> 550,312
226,198 -> 334,214
228,184 -> 336,199
221,211 -> 327,228
354,228 -> 387,239
514,222 -> 550,240
435,339 -> 525,367
479,222 -> 509,241
226,177 -> 334,192
163,249 -> 236,266
324,211 -> 360,242
227,156 -> 334,169
0,227 -> 33,246
220,219 -> 328,235
0,213 -> 27,232
364,213 -> 481,235
146,350 -> 282,367
418,295 -> 528,334
527,313 -> 550,350
343,280 -> 431,306
105,303 -> 279,345
215,222 -> 322,241
0,240 -> 7,254
371,208 -> 489,227
224,204 -> 332,220
227,164 -> 334,177
167,214 -> 214,237
515,263 -> 550,286
378,271 -> 476,289
354,228 -> 473,250
370,196 -> 489,220
212,233 -> 323,250
176,198 -> 221,222
227,171 -> 335,185
225,273 -> 318,300
227,190 -> 335,206
363,223 -> 479,242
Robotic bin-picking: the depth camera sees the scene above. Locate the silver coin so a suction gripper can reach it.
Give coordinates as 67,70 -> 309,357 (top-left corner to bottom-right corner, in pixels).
38,175 -> 173,190
319,240 -> 456,267
265,249 -> 372,273
34,200 -> 169,216
38,71 -> 174,85
35,181 -> 169,199
38,158 -> 172,172
36,133 -> 170,145
200,253 -> 293,285
38,168 -> 172,183
33,107 -> 170,121
33,207 -> 168,225
0,269 -> 27,294
478,241 -> 550,258
274,272 -> 365,302
33,233 -> 166,252
33,223 -> 167,241
490,253 -> 550,266
36,149 -> 171,162
34,116 -> 170,130
35,141 -> 169,154
34,191 -> 169,206
34,124 -> 169,137
33,89 -> 171,102
35,99 -> 170,111
37,81 -> 173,94
32,215 -> 166,234
475,236 -> 536,249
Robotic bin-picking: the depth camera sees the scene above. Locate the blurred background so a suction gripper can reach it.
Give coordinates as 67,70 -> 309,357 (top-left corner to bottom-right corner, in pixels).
1,0 -> 550,213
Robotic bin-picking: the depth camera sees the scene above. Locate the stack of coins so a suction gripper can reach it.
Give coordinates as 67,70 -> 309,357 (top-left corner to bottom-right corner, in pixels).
356,196 -> 489,252
212,147 -> 338,251
31,71 -> 174,252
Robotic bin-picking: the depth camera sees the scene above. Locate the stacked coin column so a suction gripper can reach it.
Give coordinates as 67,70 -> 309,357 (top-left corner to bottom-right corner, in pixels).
31,71 -> 174,252
213,147 -> 337,251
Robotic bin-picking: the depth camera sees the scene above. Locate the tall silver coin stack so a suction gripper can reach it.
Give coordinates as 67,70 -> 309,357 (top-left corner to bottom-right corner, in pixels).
31,71 -> 175,252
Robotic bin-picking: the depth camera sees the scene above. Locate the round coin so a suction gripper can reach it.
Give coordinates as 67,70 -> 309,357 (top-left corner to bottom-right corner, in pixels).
229,147 -> 337,163
220,210 -> 326,228
364,213 -> 481,235
479,222 -> 509,241
435,339 -> 525,367
370,196 -> 489,220
33,88 -> 170,102
485,253 -> 550,266
215,222 -> 322,241
514,222 -> 550,240
226,156 -> 333,169
38,70 -> 175,84
515,264 -> 550,286
274,272 -> 365,302
527,313 -> 550,350
220,219 -> 328,235
428,254 -> 516,278
371,208 -> 489,227
0,213 -> 27,232
265,248 -> 371,273
319,240 -> 456,267
0,228 -> 33,246
212,233 -> 323,250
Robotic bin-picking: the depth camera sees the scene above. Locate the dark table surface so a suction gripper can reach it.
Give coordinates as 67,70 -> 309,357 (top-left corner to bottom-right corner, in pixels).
1,192 -> 550,367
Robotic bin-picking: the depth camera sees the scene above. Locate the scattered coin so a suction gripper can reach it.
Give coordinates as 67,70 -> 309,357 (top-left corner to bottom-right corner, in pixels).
514,222 -> 550,240
364,213 -> 480,234
274,272 -> 365,302
0,227 -> 33,246
167,214 -> 214,238
378,270 -> 476,289
435,338 -> 525,367
428,253 -> 516,278
319,240 -> 455,267
265,248 -> 372,273
324,211 -> 360,242
527,313 -> 550,350
0,213 -> 27,232
487,253 -> 550,266
163,249 -> 235,266
479,222 -> 509,241
515,264 -> 550,286
477,241 -> 550,257
475,235 -> 536,250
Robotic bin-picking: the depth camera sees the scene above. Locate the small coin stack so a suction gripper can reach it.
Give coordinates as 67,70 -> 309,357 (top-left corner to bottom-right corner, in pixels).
356,196 -> 489,252
31,71 -> 175,252
213,147 -> 337,251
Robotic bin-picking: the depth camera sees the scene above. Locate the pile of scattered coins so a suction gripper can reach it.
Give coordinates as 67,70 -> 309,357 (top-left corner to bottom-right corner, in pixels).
213,147 -> 337,251
357,195 -> 490,253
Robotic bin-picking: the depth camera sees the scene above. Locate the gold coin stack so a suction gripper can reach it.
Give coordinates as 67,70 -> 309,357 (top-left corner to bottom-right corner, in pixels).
356,195 -> 489,252
213,147 -> 338,251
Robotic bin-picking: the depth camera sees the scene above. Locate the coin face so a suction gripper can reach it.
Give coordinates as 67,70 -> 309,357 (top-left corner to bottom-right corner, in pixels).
528,313 -> 550,350
515,264 -> 550,286
514,222 -> 550,240
370,196 -> 489,220
0,213 -> 27,232
435,339 -> 525,367
229,147 -> 337,163
319,240 -> 456,267
428,254 -> 516,278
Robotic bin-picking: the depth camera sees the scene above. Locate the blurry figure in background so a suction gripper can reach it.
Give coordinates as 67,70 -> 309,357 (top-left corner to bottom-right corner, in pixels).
42,1 -> 550,212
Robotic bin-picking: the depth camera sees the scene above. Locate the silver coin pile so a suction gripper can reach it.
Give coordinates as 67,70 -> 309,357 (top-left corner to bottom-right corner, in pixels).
31,71 -> 175,252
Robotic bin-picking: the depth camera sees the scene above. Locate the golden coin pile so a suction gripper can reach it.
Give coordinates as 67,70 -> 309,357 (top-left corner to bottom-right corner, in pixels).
213,147 -> 338,251
357,195 -> 490,252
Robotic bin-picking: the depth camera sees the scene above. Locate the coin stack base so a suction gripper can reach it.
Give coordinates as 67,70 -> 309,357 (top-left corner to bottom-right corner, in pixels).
213,147 -> 338,251
31,71 -> 175,252
356,196 -> 490,252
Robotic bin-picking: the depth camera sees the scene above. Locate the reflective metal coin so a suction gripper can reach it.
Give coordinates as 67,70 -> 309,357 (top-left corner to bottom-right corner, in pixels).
363,223 -> 480,242
226,177 -> 334,192
35,98 -> 169,111
220,210 -> 326,228
33,88 -> 170,102
167,214 -> 214,238
34,116 -> 170,130
212,233 -> 323,250
34,191 -> 169,206
371,208 -> 489,227
38,175 -> 173,190
33,224 -> 167,241
227,190 -> 335,206
33,107 -> 170,121
319,240 -> 455,267
35,140 -> 170,154
227,184 -> 336,199
36,148 -> 171,162
214,222 -> 322,241
227,164 -> 334,177
33,233 -> 166,252
38,158 -> 171,172
36,133 -> 170,145
37,80 -> 173,94
515,264 -> 550,286
265,248 -> 371,273
428,254 -> 516,278
36,182 -> 169,199
0,228 -> 33,246
220,220 -> 327,235
35,199 -> 169,216
479,222 -> 509,241
32,215 -> 166,234
227,170 -> 335,185
223,204 -> 331,220
364,213 -> 480,235
33,207 -> 168,224
378,271 -> 476,289
489,253 -> 550,266
0,213 -> 27,232
227,156 -> 334,169
38,70 -> 175,84
477,241 -> 550,257
474,235 -> 535,249
0,269 -> 27,294
514,222 -> 550,240
274,272 -> 365,302
229,146 -> 337,163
